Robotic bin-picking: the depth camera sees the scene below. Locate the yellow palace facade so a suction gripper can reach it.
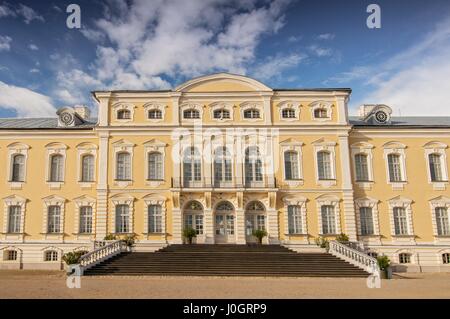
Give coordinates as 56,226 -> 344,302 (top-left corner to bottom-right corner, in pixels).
1,73 -> 450,272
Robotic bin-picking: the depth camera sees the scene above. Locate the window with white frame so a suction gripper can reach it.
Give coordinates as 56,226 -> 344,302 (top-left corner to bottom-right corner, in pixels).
183,109 -> 200,119
44,250 -> 58,261
183,147 -> 201,185
148,204 -> 162,233
117,109 -> 131,120
284,151 -> 299,180
11,154 -> 25,182
399,253 -> 411,264
245,146 -> 263,184
387,153 -> 404,182
282,108 -> 296,119
184,214 -> 204,235
47,205 -> 61,234
213,109 -> 230,120
429,154 -> 445,182
359,207 -> 374,236
116,152 -> 131,180
243,109 -> 260,119
148,109 -> 162,119
49,154 -> 64,182
148,152 -> 163,180
317,151 -> 333,180
393,207 -> 408,235
115,204 -> 130,233
435,207 -> 449,236
7,205 -> 21,234
355,154 -> 370,181
314,108 -> 328,119
81,154 -> 95,182
288,205 -> 302,234
214,147 -> 232,184
443,253 -> 450,264
5,250 -> 17,261
321,205 -> 336,234
79,206 -> 93,234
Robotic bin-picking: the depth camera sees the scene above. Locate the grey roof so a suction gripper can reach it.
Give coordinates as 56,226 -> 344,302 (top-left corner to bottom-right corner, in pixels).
349,116 -> 450,128
0,118 -> 98,129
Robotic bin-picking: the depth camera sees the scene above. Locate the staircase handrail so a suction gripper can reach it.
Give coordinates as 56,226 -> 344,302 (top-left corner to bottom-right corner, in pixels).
329,240 -> 379,275
78,240 -> 125,275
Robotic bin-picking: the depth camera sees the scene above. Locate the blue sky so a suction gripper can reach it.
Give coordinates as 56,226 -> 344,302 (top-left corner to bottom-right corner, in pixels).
1,0 -> 450,118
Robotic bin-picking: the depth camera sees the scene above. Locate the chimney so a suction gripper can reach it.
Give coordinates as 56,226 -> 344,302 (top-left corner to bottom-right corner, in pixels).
73,105 -> 91,121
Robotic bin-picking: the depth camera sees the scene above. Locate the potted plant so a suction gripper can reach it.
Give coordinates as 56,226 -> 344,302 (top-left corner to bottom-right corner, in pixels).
314,236 -> 330,251
183,227 -> 197,244
335,233 -> 350,243
104,233 -> 117,241
377,255 -> 392,279
122,234 -> 137,251
62,250 -> 88,274
252,229 -> 267,244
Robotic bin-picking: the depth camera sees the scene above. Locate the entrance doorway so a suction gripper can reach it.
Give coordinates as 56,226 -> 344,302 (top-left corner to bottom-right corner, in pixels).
214,201 -> 235,243
245,201 -> 266,243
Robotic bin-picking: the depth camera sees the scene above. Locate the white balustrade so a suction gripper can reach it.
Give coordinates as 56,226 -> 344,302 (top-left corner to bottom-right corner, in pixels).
78,240 -> 126,275
329,240 -> 380,275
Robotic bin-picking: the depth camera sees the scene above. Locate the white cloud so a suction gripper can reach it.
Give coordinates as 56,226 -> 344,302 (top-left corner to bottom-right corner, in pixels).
0,81 -> 56,117
29,68 -> 40,73
16,4 -> 44,24
309,44 -> 332,57
0,3 -> 15,18
28,44 -> 39,50
251,53 -> 306,81
287,35 -> 302,43
0,35 -> 12,51
317,33 -> 335,40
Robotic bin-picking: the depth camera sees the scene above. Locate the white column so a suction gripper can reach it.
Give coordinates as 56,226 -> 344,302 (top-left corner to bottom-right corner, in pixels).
338,134 -> 357,241
96,93 -> 111,127
96,131 -> 109,239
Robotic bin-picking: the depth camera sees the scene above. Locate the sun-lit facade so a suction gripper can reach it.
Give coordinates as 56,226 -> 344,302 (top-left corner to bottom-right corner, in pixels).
1,73 -> 449,272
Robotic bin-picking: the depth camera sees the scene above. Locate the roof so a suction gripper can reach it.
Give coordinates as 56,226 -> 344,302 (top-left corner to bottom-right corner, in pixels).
349,116 -> 450,128
0,118 -> 98,129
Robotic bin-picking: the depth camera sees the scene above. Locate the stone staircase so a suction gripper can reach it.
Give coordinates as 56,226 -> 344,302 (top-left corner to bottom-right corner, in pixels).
84,244 -> 369,277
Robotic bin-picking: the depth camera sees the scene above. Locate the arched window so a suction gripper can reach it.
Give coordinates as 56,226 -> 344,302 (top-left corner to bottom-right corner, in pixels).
115,204 -> 130,233
44,250 -> 58,262
117,109 -> 131,120
216,201 -> 234,211
184,201 -> 203,235
245,147 -> 263,184
393,207 -> 408,235
288,205 -> 302,234
243,109 -> 260,119
148,152 -> 163,180
282,108 -> 296,119
183,147 -> 201,186
321,205 -> 336,234
8,205 -> 21,234
79,206 -> 93,234
399,253 -> 411,264
81,154 -> 95,182
387,154 -> 403,182
314,108 -> 328,118
183,109 -> 200,119
49,154 -> 64,182
246,201 -> 265,212
429,153 -> 444,182
116,152 -> 131,180
317,151 -> 332,180
11,154 -> 25,182
148,109 -> 162,119
435,207 -> 449,236
213,109 -> 230,119
354,153 -> 369,181
148,204 -> 162,233
284,151 -> 299,180
47,205 -> 61,234
214,147 -> 232,185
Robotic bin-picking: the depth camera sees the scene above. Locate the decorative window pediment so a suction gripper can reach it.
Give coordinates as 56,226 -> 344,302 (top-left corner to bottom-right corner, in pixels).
210,102 -> 234,122
383,142 -> 408,190
309,100 -> 333,121
240,102 -> 263,122
144,102 -> 166,122
355,197 -> 380,237
7,143 -> 30,189
180,102 -> 203,121
316,194 -> 341,235
277,101 -> 301,121
313,139 -> 337,187
351,142 -> 374,189
388,196 -> 415,242
2,195 -> 27,236
113,102 -> 136,122
423,141 -> 448,190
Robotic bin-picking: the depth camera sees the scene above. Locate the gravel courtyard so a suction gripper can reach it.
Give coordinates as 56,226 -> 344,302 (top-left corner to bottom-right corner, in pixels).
1,271 -> 450,299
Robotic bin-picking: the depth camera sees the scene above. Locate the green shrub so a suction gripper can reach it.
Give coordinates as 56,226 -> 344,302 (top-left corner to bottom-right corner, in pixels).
335,233 -> 350,243
62,250 -> 89,265
314,236 -> 329,250
104,233 -> 117,240
183,227 -> 197,244
377,255 -> 391,270
252,229 -> 268,244
122,234 -> 137,247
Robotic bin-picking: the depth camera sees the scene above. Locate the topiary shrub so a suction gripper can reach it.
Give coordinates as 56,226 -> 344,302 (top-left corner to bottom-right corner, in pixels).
104,233 -> 117,240
62,250 -> 89,265
335,233 -> 350,243
314,236 -> 330,251
183,227 -> 197,244
252,229 -> 268,244
377,255 -> 391,271
122,234 -> 137,247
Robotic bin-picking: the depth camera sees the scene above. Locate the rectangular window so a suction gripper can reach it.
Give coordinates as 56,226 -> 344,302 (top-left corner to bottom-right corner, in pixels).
388,154 -> 403,182
195,215 -> 203,234
429,154 -> 444,182
47,205 -> 61,233
148,152 -> 163,180
115,204 -> 130,233
321,205 -> 336,234
183,214 -> 203,235
79,206 -> 93,234
359,207 -> 374,236
436,207 -> 449,236
317,152 -> 332,180
443,253 -> 450,264
6,250 -> 17,261
284,152 -> 299,180
148,205 -> 162,233
8,205 -> 21,233
256,215 -> 265,231
81,155 -> 95,182
355,154 -> 370,181
399,253 -> 411,264
288,205 -> 302,234
50,155 -> 64,182
116,152 -> 131,180
393,207 -> 408,235
11,154 -> 25,182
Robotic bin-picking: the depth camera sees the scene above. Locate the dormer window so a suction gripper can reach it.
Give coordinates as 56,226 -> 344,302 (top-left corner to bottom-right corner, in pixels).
244,109 -> 260,119
314,108 -> 328,119
148,109 -> 162,119
184,109 -> 200,119
117,109 -> 131,120
282,109 -> 296,119
213,109 -> 230,120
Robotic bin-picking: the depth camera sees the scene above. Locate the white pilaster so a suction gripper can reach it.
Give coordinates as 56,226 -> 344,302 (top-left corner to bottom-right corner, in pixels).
171,208 -> 183,244
235,208 -> 246,244
95,131 -> 109,240
171,93 -> 181,126
203,208 -> 214,244
262,94 -> 273,125
336,95 -> 349,125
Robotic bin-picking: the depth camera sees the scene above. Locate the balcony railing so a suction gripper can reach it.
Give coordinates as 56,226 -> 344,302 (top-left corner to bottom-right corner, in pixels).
171,177 -> 276,189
